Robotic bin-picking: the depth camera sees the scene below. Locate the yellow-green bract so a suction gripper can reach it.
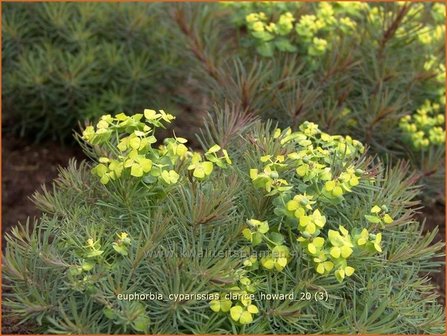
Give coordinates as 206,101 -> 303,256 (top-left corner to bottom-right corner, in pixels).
82,109 -> 232,186
399,100 -> 446,150
209,121 -> 397,324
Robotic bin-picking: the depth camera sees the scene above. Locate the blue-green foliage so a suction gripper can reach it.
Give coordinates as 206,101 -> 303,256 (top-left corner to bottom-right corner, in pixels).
2,3 -> 179,141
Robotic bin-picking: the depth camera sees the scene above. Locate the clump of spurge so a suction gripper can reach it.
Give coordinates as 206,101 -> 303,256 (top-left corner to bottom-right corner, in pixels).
399,100 -> 446,150
4,109 -> 445,333
243,2 -> 360,57
82,109 -> 232,185
84,115 -> 396,325
209,122 -> 396,325
245,123 -> 392,282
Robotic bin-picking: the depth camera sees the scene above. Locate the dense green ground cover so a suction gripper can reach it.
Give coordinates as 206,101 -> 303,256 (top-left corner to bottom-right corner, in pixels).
2,2 -> 446,334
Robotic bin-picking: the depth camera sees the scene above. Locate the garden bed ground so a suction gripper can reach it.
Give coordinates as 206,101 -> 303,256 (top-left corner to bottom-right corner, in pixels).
1,135 -> 83,334
1,129 -> 445,333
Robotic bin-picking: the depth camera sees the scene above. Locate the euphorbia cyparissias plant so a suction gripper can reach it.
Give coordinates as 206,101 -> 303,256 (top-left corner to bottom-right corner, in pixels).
3,108 -> 445,334
81,109 -> 231,186
172,1 -> 446,199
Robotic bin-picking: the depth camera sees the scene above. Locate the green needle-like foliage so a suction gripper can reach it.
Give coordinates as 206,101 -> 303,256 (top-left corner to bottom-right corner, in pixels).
3,105 -> 445,334
2,3 -> 182,142
169,1 -> 445,200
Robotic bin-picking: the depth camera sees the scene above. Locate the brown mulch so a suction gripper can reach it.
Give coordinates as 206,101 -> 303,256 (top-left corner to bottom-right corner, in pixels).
2,137 -> 84,250
419,201 -> 446,306
1,136 -> 84,334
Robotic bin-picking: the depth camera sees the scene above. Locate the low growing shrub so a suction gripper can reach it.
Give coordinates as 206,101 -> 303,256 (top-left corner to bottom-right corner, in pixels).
171,1 -> 445,199
3,107 -> 445,334
2,3 -> 180,141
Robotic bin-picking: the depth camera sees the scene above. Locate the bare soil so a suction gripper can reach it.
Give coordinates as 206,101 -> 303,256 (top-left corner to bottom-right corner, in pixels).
418,201 -> 446,306
1,136 -> 84,334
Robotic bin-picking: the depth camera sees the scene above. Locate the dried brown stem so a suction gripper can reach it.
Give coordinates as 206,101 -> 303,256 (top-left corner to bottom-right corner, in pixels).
378,3 -> 411,55
172,7 -> 220,82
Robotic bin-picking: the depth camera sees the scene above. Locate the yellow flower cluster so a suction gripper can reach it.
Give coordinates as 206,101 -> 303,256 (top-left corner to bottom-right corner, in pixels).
244,2 -> 360,58
209,276 -> 259,325
112,232 -> 132,256
245,11 -> 297,56
82,110 -> 231,185
418,25 -> 445,46
365,205 -> 394,226
245,122 -> 387,283
208,121 -> 395,323
399,101 -> 446,150
242,219 -> 291,271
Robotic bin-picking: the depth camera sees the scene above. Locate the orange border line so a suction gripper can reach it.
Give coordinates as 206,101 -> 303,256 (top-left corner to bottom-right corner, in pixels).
0,0 -> 445,335
0,0 -> 446,2
444,0 -> 447,331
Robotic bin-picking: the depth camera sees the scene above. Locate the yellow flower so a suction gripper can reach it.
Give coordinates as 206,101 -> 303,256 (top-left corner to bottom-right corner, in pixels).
188,153 -> 213,179
209,296 -> 232,313
252,21 -> 265,32
328,226 -> 353,259
86,238 -> 95,248
229,304 -> 259,324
